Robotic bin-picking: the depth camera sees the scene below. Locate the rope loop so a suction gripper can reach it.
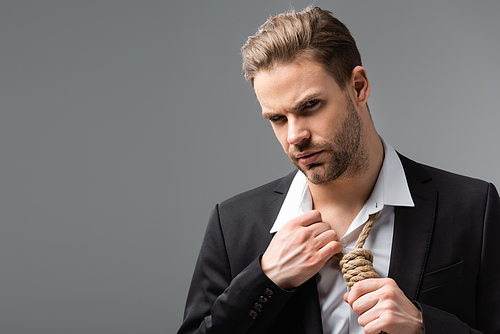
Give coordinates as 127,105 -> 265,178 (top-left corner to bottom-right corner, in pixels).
333,212 -> 381,289
332,211 -> 387,333
339,248 -> 379,288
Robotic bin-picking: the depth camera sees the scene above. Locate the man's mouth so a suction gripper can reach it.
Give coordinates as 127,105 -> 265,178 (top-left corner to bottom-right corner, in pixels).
296,151 -> 323,166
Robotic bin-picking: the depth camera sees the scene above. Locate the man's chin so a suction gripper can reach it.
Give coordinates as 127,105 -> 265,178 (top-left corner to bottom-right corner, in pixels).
300,164 -> 349,185
300,164 -> 332,184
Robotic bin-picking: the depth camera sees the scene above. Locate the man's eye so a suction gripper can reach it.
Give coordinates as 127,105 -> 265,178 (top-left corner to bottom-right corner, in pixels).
268,115 -> 285,123
305,99 -> 320,108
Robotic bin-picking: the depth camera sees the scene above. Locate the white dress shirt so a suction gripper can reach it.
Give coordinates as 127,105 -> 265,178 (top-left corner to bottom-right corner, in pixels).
269,139 -> 414,334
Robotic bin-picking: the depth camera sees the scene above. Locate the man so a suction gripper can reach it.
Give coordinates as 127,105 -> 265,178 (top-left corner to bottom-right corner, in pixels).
178,6 -> 500,334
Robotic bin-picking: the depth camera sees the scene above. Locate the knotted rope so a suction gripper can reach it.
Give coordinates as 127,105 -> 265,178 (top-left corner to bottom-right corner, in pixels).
333,212 -> 387,334
333,212 -> 380,289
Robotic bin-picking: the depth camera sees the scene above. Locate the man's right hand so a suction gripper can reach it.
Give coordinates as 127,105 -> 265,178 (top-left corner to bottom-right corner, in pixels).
261,210 -> 343,290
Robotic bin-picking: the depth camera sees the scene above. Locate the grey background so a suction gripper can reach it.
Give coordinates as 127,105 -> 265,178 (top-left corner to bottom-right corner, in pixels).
1,0 -> 499,333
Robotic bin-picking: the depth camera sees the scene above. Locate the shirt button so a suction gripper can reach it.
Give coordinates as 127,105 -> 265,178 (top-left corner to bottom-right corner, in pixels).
340,239 -> 347,247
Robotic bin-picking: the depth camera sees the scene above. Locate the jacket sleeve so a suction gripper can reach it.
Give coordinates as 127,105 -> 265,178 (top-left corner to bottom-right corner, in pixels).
475,182 -> 500,333
177,205 -> 295,334
417,183 -> 500,333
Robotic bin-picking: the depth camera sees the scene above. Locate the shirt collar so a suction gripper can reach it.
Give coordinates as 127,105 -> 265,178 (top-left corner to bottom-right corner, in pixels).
270,138 -> 414,233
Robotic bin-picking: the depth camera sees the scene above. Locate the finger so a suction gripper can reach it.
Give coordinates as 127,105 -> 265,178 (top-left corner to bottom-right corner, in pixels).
308,221 -> 336,238
347,278 -> 386,306
363,323 -> 390,334
295,210 -> 323,227
351,291 -> 379,316
313,229 -> 339,248
279,210 -> 322,233
360,313 -> 384,334
358,303 -> 393,332
343,291 -> 349,303
345,287 -> 383,329
316,240 -> 343,261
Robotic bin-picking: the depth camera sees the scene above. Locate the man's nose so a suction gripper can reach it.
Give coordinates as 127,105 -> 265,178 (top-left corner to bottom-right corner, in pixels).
287,118 -> 310,146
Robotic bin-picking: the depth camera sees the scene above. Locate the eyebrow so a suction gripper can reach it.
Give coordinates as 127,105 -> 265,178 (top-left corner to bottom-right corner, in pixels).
292,93 -> 321,112
262,93 -> 321,118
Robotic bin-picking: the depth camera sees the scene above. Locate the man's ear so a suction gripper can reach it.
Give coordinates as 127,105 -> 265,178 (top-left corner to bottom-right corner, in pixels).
351,66 -> 370,106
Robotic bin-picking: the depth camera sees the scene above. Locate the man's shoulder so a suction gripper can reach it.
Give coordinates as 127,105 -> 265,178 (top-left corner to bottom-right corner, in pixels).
399,153 -> 492,194
219,170 -> 297,208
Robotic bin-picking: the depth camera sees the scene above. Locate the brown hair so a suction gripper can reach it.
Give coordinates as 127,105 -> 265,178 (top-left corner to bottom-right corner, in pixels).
241,6 -> 361,88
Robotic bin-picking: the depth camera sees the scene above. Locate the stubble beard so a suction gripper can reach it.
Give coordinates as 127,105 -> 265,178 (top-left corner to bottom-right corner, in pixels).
290,97 -> 369,185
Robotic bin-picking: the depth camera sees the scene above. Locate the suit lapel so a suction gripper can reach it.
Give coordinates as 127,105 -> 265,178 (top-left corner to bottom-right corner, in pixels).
254,170 -> 298,252
269,170 -> 299,227
389,155 -> 437,300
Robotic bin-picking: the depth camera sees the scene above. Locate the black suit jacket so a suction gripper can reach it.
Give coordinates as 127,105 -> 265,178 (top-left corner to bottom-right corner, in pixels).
178,155 -> 500,334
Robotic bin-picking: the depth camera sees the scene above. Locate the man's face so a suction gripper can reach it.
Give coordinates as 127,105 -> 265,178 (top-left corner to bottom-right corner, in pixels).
253,58 -> 368,184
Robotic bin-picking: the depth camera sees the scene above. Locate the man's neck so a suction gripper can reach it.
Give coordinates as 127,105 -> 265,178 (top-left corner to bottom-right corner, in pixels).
308,136 -> 384,234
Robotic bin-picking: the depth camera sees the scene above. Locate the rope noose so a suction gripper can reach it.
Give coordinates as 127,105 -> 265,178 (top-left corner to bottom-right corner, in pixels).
333,211 -> 387,334
333,211 -> 380,288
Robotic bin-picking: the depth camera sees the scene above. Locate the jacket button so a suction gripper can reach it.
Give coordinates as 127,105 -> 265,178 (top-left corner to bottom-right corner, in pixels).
249,310 -> 258,319
253,303 -> 263,311
265,288 -> 274,297
258,296 -> 268,304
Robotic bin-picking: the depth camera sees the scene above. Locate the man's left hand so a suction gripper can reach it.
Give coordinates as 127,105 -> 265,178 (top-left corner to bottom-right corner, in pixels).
343,278 -> 424,334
